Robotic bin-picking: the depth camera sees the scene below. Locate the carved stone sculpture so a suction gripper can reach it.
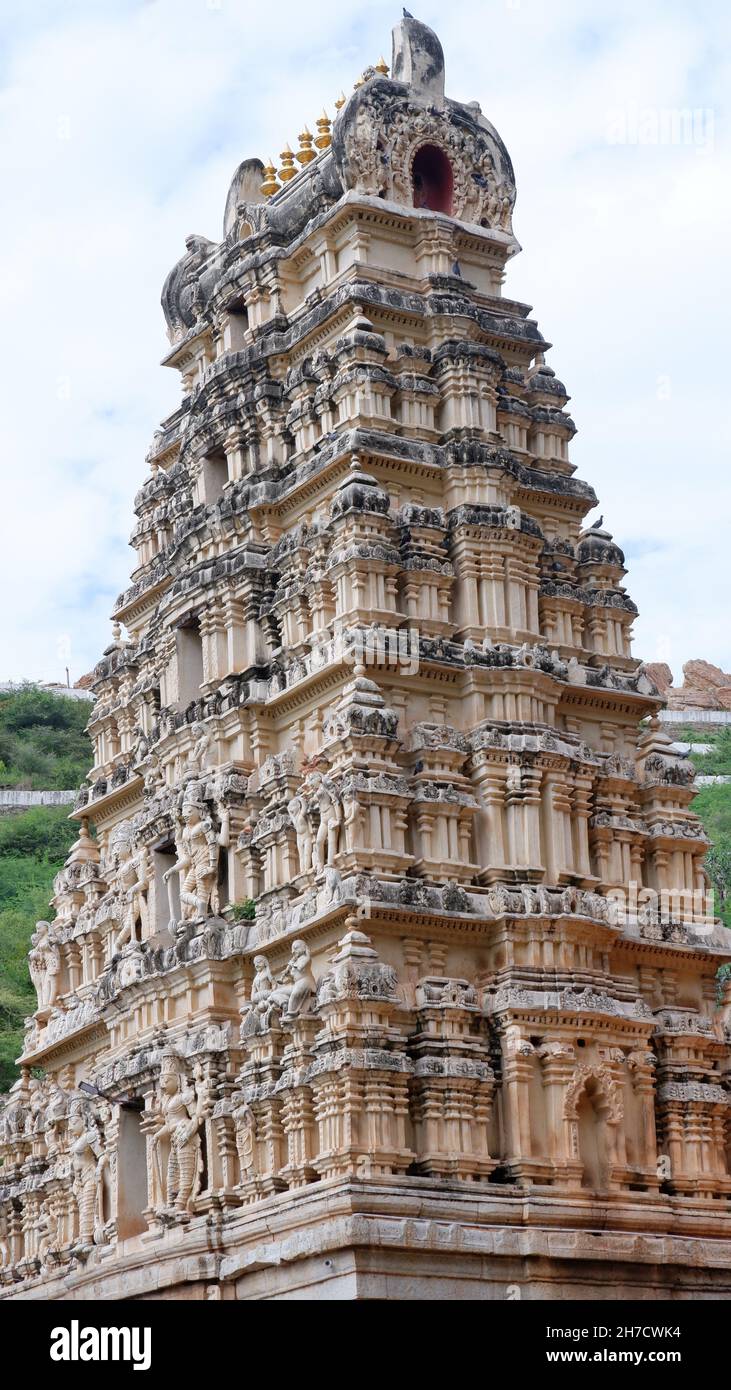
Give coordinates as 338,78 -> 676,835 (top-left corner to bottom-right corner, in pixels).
164,785 -> 229,923
279,938 -> 315,1018
309,772 -> 342,871
287,794 -> 312,876
147,1051 -> 210,1213
67,1097 -> 106,1248
109,823 -> 149,952
186,721 -> 212,780
28,921 -> 61,1011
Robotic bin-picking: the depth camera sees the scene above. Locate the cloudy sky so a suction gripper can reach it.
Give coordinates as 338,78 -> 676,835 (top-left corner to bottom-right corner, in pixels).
1,0 -> 729,686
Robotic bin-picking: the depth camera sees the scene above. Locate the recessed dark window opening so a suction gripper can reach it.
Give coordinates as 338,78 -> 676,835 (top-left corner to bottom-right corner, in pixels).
412,144 -> 453,214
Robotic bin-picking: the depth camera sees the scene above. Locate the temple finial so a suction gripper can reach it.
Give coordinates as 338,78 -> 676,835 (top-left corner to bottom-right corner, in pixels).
278,144 -> 297,182
296,126 -> 316,165
314,111 -> 332,149
260,158 -> 280,197
392,13 -> 445,99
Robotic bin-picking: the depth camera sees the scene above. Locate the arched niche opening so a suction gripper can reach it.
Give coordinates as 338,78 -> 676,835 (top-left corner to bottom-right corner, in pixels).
412,144 -> 453,214
577,1077 -> 611,1192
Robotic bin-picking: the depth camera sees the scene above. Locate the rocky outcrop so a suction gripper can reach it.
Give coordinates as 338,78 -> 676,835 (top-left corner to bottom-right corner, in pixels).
649,660 -> 731,711
645,663 -> 673,698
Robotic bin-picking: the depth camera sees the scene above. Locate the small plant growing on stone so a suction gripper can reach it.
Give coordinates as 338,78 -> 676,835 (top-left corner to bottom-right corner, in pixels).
229,898 -> 256,922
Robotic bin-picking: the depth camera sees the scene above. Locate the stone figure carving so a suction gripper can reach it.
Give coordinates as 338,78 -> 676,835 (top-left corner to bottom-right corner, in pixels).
37,1209 -> 61,1270
273,939 -> 315,1018
28,1075 -> 46,1135
28,921 -> 61,1011
322,865 -> 343,906
288,774 -> 343,875
310,772 -> 342,871
133,726 -> 150,765
142,748 -> 163,794
109,823 -> 150,953
242,954 -> 276,1035
287,794 -> 313,876
240,941 -> 315,1034
23,1015 -> 41,1056
117,941 -> 148,988
67,1096 -> 106,1248
148,1050 -> 211,1213
567,657 -> 587,686
234,1100 -> 255,1182
0,1078 -> 27,1143
43,1079 -> 68,1156
164,785 -> 230,924
186,721 -> 212,780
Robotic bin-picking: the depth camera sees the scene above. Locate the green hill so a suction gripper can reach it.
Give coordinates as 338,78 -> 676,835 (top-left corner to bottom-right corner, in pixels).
0,685 -> 92,790
0,688 -> 92,1090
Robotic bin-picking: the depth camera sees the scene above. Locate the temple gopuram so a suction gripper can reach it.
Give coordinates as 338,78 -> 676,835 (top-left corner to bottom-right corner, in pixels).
3,16 -> 731,1301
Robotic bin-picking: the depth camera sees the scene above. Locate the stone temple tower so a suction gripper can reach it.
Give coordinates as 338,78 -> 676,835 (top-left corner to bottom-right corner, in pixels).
3,17 -> 731,1301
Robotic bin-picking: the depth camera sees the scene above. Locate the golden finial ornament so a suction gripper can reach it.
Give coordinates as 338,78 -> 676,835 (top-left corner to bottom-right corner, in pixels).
353,75 -> 364,90
278,144 -> 297,181
314,110 -> 332,150
334,91 -> 346,111
375,56 -> 389,76
296,126 -> 316,165
260,158 -> 280,198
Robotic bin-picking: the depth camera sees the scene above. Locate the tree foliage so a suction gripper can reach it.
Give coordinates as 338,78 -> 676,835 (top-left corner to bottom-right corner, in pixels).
0,903 -> 38,1091
693,781 -> 731,927
690,728 -> 731,776
0,800 -> 83,1090
0,686 -> 92,791
0,689 -> 93,1092
0,804 -> 81,861
0,853 -> 67,1091
707,845 -> 731,914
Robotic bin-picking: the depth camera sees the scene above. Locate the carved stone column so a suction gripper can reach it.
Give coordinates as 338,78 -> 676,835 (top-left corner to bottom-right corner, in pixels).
537,1042 -> 579,1184
500,1035 -> 539,1182
627,1049 -> 659,1189
276,1016 -> 320,1188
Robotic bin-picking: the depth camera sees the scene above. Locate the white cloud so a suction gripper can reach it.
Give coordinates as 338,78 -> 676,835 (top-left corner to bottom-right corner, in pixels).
1,0 -> 729,685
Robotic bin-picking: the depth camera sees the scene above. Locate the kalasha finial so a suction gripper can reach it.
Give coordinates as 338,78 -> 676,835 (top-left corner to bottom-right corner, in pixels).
375,56 -> 389,76
334,91 -> 346,111
68,819 -> 99,866
278,144 -> 297,182
314,110 -> 332,150
296,126 -> 316,165
353,75 -> 364,90
260,158 -> 280,198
